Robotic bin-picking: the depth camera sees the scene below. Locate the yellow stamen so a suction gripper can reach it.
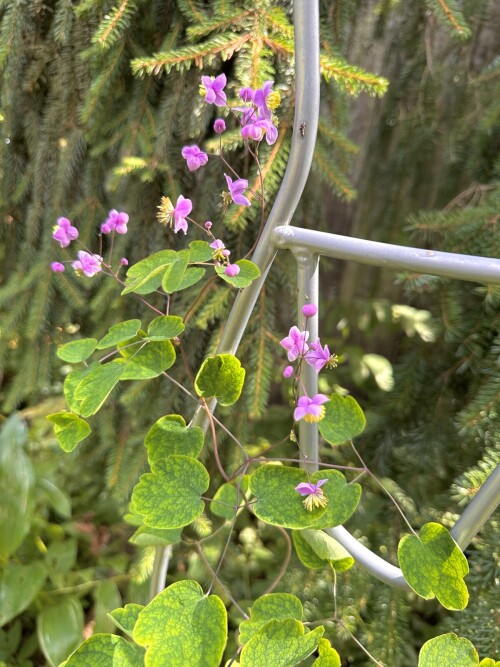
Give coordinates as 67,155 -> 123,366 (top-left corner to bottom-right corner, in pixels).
267,91 -> 281,110
157,196 -> 174,226
199,84 -> 207,98
303,406 -> 326,423
303,490 -> 329,512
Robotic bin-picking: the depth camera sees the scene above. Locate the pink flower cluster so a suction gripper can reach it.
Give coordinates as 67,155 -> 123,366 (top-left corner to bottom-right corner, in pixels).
51,210 -> 129,276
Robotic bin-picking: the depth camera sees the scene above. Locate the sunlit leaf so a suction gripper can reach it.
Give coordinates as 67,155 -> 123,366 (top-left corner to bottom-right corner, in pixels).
47,412 -> 91,451
239,594 -> 303,645
215,259 -> 260,288
73,362 -> 125,417
109,604 -> 144,640
117,339 -> 176,379
418,633 -> 478,667
318,395 -> 366,445
293,530 -> 354,572
122,250 -> 177,295
64,633 -> 144,666
312,638 -> 342,666
398,523 -> 469,610
146,315 -> 184,341
144,414 -> 204,463
194,354 -> 245,406
133,580 -> 227,666
240,619 -> 323,667
96,320 -> 142,349
57,338 -> 98,362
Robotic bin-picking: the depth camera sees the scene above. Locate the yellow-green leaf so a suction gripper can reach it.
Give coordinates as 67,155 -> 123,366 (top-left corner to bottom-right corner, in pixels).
319,395 -> 366,445
240,619 -> 324,667
64,633 -> 144,666
122,249 -> 177,295
109,604 -> 144,640
131,455 -> 209,529
312,638 -> 342,666
117,338 -> 176,379
194,353 -> 245,406
96,320 -> 142,349
215,259 -> 260,288
73,362 -> 125,417
47,412 -> 91,451
133,580 -> 227,667
146,315 -> 184,340
418,633 -> 478,667
293,530 -> 354,572
144,414 -> 204,463
239,594 -> 303,645
399,523 -> 469,610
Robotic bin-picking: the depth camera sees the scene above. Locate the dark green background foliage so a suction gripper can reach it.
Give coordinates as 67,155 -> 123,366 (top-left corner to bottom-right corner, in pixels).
0,0 -> 498,664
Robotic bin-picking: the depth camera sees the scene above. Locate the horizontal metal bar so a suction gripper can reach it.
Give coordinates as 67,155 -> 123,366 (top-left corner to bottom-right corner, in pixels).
272,226 -> 500,285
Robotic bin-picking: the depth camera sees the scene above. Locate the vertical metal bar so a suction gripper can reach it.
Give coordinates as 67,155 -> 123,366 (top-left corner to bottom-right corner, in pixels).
294,248 -> 320,473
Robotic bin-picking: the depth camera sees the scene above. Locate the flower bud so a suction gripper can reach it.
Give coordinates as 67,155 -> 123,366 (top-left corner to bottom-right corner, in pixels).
204,220 -> 213,230
302,303 -> 317,318
214,118 -> 226,134
283,365 -> 294,378
50,262 -> 65,273
225,263 -> 240,277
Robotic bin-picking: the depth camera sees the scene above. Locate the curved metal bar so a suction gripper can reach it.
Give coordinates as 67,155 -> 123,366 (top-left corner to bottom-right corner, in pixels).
150,0 -> 321,598
272,226 -> 500,285
451,462 -> 500,549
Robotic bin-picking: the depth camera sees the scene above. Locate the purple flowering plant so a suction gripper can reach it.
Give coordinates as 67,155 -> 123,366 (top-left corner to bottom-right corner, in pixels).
47,72 -> 449,667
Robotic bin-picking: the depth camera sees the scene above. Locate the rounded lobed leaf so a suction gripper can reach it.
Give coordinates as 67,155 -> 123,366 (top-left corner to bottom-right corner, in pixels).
129,525 -> 183,547
96,320 -> 142,349
144,414 -> 204,463
73,362 -> 125,417
312,638 -> 342,666
57,338 -> 98,363
47,412 -> 91,452
131,455 -> 209,529
117,338 -> 176,380
194,354 -> 245,406
318,394 -> 366,445
418,633 -> 478,667
215,259 -> 261,288
64,633 -> 144,666
293,529 -> 354,572
398,522 -> 469,610
109,604 -> 144,639
250,466 -> 360,530
239,593 -> 303,645
133,580 -> 227,667
146,315 -> 185,340
240,619 -> 324,667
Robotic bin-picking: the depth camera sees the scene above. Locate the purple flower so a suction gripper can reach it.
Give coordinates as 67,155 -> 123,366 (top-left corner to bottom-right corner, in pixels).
214,118 -> 226,134
102,210 -> 129,235
283,365 -> 294,379
172,195 -> 192,234
224,174 -> 251,207
120,257 -> 129,266
225,264 -> 240,277
253,81 -> 274,120
293,393 -> 329,423
302,303 -> 317,318
280,326 -> 309,361
50,262 -> 65,273
241,120 -> 264,142
210,239 -> 225,250
181,145 -> 208,171
305,342 -> 331,373
72,251 -> 103,277
52,217 -> 79,248
200,73 -> 227,107
239,87 -> 254,102
204,220 -> 212,230
240,118 -> 277,145
295,479 -> 329,511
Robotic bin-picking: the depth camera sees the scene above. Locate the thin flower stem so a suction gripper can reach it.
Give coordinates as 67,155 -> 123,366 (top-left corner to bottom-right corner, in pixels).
334,617 -> 385,667
263,526 -> 292,594
195,543 -> 248,619
200,396 -> 229,482
244,145 -> 266,258
349,440 -> 418,537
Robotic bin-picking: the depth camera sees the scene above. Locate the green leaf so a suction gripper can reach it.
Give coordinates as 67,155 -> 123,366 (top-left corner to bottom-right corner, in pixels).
47,412 -> 91,451
318,395 -> 366,445
418,633 -> 478,667
311,638 -> 342,666
0,562 -> 47,627
37,597 -> 84,667
146,315 -> 184,341
57,338 -> 98,363
93,581 -> 122,635
144,414 -> 204,463
117,339 -> 176,379
189,240 -> 213,263
46,539 -> 78,574
131,455 -> 209,529
240,619 -> 324,667
250,467 -> 360,529
63,363 -> 99,413
122,250 -> 177,295
161,249 -> 190,293
293,530 -> 354,572
398,522 -> 469,610
133,580 -> 227,667
64,633 -> 144,666
176,266 -> 206,291
37,478 -> 72,518
129,525 -> 182,547
109,604 -> 144,640
239,594 -> 304,645
215,259 -> 261,288
210,478 -> 248,520
73,362 -> 125,417
478,660 -> 500,667
194,354 -> 245,406
0,416 -> 35,559
96,320 -> 142,349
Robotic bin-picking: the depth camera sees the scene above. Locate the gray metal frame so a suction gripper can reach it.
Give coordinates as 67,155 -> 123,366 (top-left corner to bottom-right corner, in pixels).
150,0 -> 500,598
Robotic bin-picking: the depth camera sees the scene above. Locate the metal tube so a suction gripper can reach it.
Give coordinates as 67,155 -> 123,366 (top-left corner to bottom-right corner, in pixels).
273,226 -> 500,285
294,248 -> 320,473
451,463 -> 500,549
